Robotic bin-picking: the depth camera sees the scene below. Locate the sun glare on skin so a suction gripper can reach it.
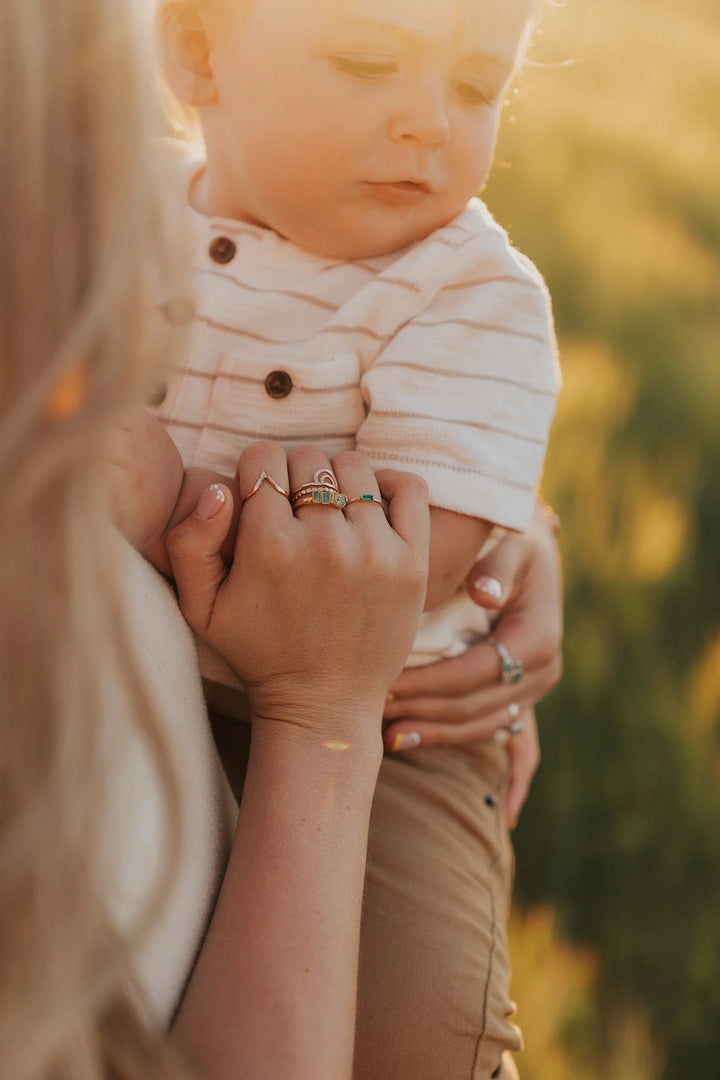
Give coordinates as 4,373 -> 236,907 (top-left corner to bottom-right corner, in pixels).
323,740 -> 352,751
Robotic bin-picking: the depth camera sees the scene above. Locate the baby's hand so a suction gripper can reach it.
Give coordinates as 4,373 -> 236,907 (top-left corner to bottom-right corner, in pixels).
105,410 -> 184,559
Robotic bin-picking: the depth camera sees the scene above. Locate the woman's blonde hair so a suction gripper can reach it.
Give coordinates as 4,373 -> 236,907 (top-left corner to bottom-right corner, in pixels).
0,2 -> 186,1077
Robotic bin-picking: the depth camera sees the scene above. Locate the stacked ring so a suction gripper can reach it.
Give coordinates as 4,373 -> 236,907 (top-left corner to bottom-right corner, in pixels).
345,494 -> 383,506
242,470 -> 291,507
488,639 -> 524,685
292,489 -> 348,509
291,468 -> 347,508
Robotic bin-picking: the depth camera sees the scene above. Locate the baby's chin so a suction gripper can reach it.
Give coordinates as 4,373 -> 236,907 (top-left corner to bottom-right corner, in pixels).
278,208 -> 463,261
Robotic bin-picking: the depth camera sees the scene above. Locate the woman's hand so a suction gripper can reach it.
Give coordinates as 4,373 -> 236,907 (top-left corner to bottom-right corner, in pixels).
382,501 -> 562,820
170,447 -> 429,1080
165,442 -> 430,746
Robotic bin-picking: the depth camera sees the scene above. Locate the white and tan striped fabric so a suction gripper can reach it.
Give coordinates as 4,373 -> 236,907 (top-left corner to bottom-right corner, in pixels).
154,148 -> 560,670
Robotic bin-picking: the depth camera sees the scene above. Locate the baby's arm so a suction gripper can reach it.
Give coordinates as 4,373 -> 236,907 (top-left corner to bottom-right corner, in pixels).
356,211 -> 560,614
107,410 -> 240,576
106,410 -> 184,559
426,508 -> 493,611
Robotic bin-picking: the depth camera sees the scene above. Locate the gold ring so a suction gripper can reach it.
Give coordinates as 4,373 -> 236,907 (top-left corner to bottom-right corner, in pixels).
241,470 -> 290,507
292,490 -> 348,509
313,468 -> 339,490
346,494 -> 383,506
291,483 -> 338,502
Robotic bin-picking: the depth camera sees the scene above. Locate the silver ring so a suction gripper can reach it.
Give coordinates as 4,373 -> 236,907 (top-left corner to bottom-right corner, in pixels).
507,702 -> 520,720
509,721 -> 525,736
488,639 -> 524,686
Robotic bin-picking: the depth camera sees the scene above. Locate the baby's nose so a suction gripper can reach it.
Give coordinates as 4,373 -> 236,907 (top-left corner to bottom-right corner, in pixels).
387,81 -> 450,148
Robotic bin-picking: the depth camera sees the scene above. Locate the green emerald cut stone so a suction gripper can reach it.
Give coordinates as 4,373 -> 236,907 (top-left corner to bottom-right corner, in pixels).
339,494 -> 347,506
322,490 -> 331,503
313,490 -> 323,502
362,494 -> 373,501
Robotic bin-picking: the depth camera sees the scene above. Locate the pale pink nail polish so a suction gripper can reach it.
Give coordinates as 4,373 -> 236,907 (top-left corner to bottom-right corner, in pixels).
473,575 -> 503,601
195,484 -> 226,520
391,731 -> 421,752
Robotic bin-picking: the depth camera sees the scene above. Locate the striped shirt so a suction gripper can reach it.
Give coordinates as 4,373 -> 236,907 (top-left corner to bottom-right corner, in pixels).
155,151 -> 560,673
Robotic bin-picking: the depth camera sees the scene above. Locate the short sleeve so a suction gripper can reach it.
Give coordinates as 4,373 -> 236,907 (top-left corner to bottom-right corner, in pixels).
356,213 -> 560,531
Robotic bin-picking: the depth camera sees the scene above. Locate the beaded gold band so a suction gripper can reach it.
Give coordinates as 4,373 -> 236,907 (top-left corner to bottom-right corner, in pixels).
345,494 -> 384,506
241,471 -> 290,507
292,489 -> 348,509
292,484 -> 336,502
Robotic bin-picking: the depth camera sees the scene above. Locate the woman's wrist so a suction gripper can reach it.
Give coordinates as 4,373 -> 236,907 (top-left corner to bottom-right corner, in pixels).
249,706 -> 385,789
247,681 -> 390,750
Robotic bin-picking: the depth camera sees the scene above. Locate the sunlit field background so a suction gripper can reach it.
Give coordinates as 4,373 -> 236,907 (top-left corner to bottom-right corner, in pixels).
482,1 -> 720,1077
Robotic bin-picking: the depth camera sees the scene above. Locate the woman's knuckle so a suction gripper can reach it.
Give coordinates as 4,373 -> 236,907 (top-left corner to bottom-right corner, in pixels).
400,550 -> 427,589
544,652 -> 563,688
533,639 -> 555,669
404,472 -> 429,498
452,697 -> 474,722
245,438 -> 277,463
314,531 -> 351,574
333,449 -> 363,472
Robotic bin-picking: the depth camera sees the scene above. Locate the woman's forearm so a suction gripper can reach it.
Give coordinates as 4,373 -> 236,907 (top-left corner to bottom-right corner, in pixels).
172,719 -> 383,1080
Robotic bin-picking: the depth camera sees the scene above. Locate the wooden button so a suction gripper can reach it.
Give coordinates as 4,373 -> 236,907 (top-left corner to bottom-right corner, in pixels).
209,236 -> 237,264
145,379 -> 168,406
162,297 -> 196,326
264,370 -> 293,399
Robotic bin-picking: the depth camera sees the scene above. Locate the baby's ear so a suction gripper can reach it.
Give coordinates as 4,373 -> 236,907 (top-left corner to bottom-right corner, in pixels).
156,2 -> 218,107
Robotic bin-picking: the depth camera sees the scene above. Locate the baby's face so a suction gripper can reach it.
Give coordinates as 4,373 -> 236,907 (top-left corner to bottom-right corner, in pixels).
202,0 -> 534,258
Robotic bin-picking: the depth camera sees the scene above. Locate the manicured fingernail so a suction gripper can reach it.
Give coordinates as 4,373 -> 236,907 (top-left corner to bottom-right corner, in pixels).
195,484 -> 226,520
473,575 -> 503,601
391,731 -> 421,752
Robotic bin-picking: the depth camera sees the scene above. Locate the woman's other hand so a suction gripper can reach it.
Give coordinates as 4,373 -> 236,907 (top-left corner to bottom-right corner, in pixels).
165,442 -> 430,746
382,502 -> 562,819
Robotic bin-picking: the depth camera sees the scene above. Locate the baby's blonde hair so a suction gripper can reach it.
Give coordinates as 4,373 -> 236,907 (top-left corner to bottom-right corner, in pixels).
0,1 -> 186,1077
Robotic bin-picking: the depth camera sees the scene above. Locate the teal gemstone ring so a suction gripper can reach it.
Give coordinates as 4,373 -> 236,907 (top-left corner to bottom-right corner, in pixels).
346,494 -> 384,506
291,486 -> 348,509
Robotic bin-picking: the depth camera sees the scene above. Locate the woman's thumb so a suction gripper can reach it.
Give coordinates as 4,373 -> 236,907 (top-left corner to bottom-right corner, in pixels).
165,484 -> 233,633
466,531 -> 526,611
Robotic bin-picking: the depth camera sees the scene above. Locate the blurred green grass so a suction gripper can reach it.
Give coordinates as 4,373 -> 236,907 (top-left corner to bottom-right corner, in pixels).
482,1 -> 720,1077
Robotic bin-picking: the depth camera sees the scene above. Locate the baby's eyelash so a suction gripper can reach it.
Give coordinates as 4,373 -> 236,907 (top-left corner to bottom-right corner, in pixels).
332,56 -> 397,79
452,78 -> 496,107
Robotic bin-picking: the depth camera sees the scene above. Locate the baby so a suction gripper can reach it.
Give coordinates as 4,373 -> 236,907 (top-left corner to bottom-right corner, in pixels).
125,0 -> 559,702
113,0 -> 561,1074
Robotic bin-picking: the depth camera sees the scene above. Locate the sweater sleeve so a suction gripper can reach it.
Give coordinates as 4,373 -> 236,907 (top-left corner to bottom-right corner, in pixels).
355,211 -> 561,531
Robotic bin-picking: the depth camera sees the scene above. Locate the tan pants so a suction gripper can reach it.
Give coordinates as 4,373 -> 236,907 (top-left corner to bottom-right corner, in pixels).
209,693 -> 521,1080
